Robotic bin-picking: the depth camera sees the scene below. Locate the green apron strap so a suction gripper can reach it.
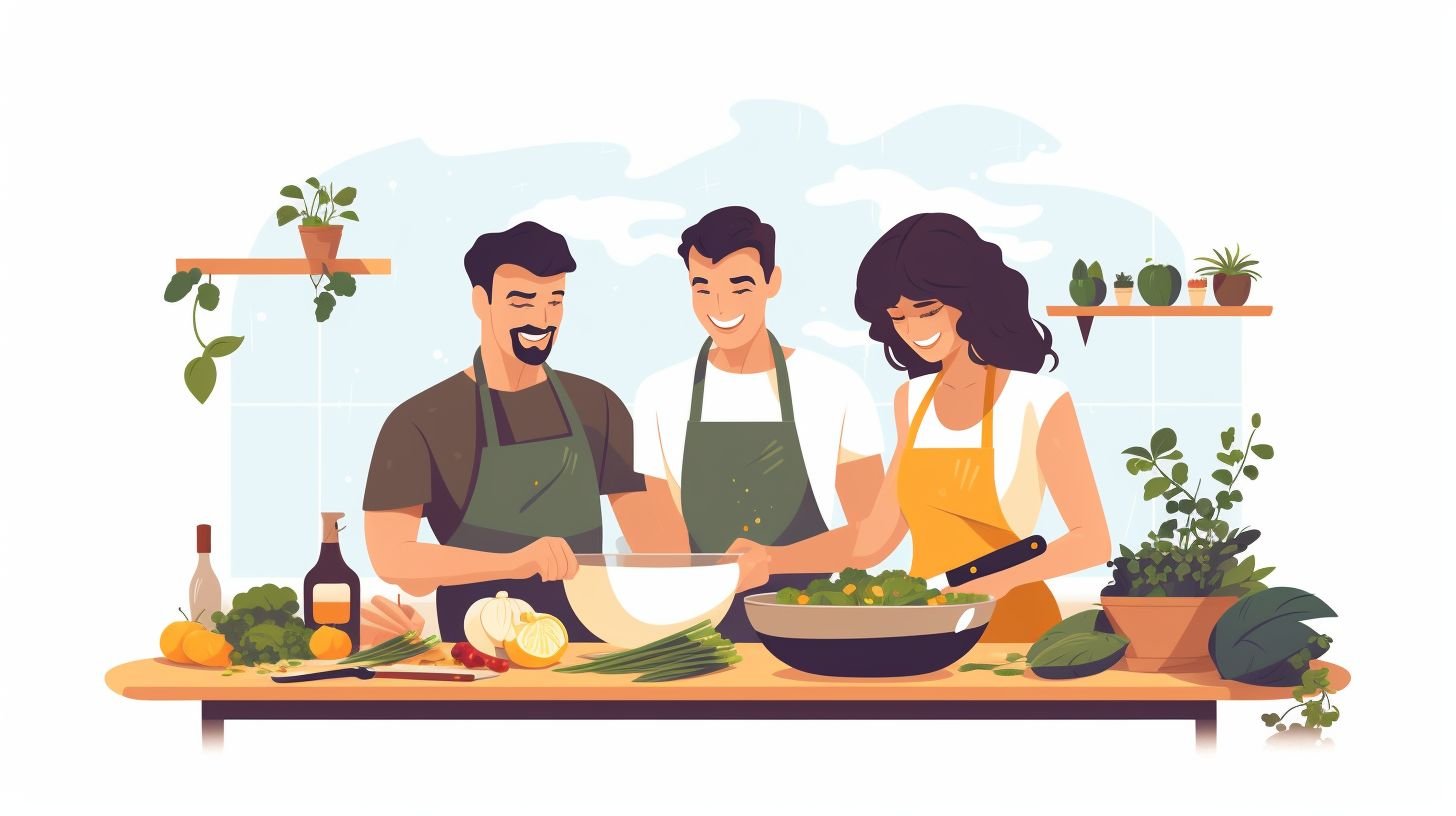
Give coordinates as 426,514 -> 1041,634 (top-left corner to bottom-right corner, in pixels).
472,348 -> 581,447
688,332 -> 795,423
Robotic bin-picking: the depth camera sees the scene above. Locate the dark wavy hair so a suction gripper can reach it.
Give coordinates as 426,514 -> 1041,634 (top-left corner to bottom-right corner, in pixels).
854,213 -> 1057,378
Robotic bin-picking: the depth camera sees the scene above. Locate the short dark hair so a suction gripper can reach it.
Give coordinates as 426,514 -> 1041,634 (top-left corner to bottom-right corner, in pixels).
677,206 -> 776,281
464,221 -> 576,300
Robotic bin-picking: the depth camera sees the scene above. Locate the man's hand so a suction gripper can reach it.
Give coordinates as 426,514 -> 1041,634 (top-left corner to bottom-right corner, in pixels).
514,536 -> 579,581
726,538 -> 773,593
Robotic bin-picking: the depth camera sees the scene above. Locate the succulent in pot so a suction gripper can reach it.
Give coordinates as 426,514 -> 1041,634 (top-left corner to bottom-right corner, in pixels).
1112,272 -> 1135,306
1068,259 -> 1107,307
1194,244 -> 1262,306
1137,257 -> 1182,307
1186,276 -> 1208,306
1102,413 -> 1276,671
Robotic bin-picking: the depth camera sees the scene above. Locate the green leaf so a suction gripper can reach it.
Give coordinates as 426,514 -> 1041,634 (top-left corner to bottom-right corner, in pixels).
1252,444 -> 1274,459
1250,566 -> 1276,581
1252,413 -> 1262,428
1242,464 -> 1260,480
1196,498 -> 1214,518
317,187 -> 331,205
1171,462 -> 1189,484
324,271 -> 357,297
1005,652 -> 1025,662
992,668 -> 1026,676
280,184 -> 305,199
1026,610 -> 1114,662
203,335 -> 244,358
1072,259 -> 1087,279
1157,519 -> 1178,538
332,186 -> 357,206
197,282 -> 220,311
184,356 -> 217,404
338,210 -> 359,221
1087,260 -> 1103,280
1210,588 -> 1338,683
314,291 -> 337,322
1213,469 -> 1234,486
1165,501 -> 1179,514
1151,428 -> 1177,457
1229,490 -> 1244,502
1161,451 -> 1183,460
1143,477 -> 1172,500
305,177 -> 321,189
957,662 -> 999,672
276,205 -> 302,226
1027,632 -> 1129,674
301,215 -> 325,227
1122,446 -> 1153,459
163,268 -> 202,303
1220,427 -> 1236,451
1125,460 -> 1143,476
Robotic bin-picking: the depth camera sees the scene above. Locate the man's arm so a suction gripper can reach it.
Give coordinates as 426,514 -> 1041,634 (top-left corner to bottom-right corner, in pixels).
612,477 -> 689,552
364,506 -> 578,597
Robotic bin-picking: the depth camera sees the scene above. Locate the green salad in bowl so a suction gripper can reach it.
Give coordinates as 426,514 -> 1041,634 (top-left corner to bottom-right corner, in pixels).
774,568 -> 988,607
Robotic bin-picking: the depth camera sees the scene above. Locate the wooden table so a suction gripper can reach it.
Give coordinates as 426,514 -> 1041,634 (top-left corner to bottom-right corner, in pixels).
106,643 -> 1349,751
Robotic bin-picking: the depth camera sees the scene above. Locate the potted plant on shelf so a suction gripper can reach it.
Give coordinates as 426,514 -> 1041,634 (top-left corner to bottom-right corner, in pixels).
1194,244 -> 1261,306
1068,259 -> 1107,306
277,177 -> 360,265
1137,257 -> 1182,306
1101,412 -> 1276,672
1113,272 -> 1135,306
1186,276 -> 1208,306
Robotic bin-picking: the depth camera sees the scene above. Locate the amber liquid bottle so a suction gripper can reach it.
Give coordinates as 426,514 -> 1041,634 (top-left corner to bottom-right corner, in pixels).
303,512 -> 360,654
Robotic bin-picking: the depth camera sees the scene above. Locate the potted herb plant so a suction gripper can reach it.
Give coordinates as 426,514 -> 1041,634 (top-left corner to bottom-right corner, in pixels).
1068,259 -> 1107,306
1194,244 -> 1261,306
1186,276 -> 1208,306
277,178 -> 359,265
1113,272 -> 1135,306
1137,257 -> 1182,306
1101,413 -> 1276,671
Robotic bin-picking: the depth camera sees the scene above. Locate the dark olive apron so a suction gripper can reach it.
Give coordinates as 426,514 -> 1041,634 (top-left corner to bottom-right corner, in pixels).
435,349 -> 604,643
679,332 -> 829,641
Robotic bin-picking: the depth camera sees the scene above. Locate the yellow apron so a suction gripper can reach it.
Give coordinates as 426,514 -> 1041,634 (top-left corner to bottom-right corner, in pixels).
899,366 -> 1061,642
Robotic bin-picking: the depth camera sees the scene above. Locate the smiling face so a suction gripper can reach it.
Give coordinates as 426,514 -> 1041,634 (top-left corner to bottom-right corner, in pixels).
687,247 -> 781,350
887,295 -> 963,364
471,263 -> 566,366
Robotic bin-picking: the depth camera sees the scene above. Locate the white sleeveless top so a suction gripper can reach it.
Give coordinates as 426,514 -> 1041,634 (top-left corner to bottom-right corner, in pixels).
904,370 -> 1071,537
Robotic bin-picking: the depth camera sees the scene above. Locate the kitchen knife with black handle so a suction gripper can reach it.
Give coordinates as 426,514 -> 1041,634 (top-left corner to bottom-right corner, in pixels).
271,666 -> 485,683
925,534 -> 1048,591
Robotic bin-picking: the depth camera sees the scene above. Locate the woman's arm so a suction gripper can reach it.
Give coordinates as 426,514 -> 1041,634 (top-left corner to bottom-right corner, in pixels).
952,392 -> 1111,597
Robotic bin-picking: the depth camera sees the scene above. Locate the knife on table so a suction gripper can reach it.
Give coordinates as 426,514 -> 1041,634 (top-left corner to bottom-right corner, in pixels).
271,666 -> 495,683
925,534 -> 1048,591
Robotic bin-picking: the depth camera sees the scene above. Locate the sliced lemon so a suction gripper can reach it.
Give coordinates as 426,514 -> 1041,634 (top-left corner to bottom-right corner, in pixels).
504,612 -> 569,668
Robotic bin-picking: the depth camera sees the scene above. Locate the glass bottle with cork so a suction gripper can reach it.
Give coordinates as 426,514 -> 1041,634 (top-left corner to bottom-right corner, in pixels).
304,512 -> 361,654
189,523 -> 222,623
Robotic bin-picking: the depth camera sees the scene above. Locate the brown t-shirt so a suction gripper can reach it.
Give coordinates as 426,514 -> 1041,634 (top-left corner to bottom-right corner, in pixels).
364,370 -> 644,542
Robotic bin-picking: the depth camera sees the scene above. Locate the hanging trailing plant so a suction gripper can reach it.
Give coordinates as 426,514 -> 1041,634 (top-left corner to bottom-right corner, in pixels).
164,267 -> 244,404
310,263 -> 358,322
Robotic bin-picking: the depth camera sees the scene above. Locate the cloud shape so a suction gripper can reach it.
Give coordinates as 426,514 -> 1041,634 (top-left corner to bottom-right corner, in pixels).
804,166 -> 1050,262
802,320 -> 870,348
508,195 -> 685,266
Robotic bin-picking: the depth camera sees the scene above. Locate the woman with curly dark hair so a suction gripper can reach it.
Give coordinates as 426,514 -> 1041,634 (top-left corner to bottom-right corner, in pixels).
845,213 -> 1110,641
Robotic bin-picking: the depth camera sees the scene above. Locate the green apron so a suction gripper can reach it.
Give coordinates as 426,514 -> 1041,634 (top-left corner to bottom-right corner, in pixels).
435,349 -> 604,643
680,332 -> 829,641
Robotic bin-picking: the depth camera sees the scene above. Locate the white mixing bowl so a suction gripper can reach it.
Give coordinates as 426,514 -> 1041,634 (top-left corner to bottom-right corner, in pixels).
563,552 -> 741,648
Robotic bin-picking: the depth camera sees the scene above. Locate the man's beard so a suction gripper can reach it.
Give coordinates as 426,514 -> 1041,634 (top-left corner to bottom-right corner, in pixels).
509,325 -> 557,366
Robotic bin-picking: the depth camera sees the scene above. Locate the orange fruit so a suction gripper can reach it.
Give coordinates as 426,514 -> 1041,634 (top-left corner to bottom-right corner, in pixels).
182,629 -> 233,667
310,626 -> 353,660
504,612 -> 569,668
161,620 -> 206,663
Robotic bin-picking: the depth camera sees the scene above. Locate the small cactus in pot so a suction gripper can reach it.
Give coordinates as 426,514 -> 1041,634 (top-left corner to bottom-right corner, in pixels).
1068,259 -> 1108,307
1113,272 -> 1135,306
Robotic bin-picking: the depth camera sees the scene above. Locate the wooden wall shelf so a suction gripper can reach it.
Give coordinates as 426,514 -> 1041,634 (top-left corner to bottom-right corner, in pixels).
1046,305 -> 1273,343
174,258 -> 391,275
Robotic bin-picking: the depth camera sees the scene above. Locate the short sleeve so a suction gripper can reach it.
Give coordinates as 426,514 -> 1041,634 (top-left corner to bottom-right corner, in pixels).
364,407 -> 433,511
630,374 -> 668,480
836,365 -> 885,460
598,385 -> 647,495
1026,374 -> 1071,422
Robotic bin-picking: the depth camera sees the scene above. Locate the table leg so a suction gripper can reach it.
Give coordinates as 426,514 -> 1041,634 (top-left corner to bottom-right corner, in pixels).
201,715 -> 223,751
1194,709 -> 1216,753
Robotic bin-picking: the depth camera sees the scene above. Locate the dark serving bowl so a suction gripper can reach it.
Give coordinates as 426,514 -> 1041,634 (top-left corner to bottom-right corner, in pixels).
743,593 -> 998,677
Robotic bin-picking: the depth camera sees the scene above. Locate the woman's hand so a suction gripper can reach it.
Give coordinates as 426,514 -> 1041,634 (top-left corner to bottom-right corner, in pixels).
954,572 -> 1021,602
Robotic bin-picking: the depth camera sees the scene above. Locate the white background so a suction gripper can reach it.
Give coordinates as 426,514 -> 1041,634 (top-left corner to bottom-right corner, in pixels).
2,0 -> 1452,809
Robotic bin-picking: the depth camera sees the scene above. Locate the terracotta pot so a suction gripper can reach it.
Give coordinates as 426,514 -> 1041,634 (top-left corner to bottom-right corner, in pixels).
1188,286 -> 1207,307
1099,594 -> 1238,672
1212,273 -> 1252,306
298,225 -> 344,268
1114,287 -> 1134,306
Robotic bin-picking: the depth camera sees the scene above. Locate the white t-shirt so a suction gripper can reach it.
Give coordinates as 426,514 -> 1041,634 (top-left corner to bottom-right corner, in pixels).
904,370 -> 1071,538
633,347 -> 884,525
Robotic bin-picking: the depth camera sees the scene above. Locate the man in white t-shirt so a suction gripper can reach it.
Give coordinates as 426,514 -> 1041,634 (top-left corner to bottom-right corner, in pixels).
632,206 -> 885,641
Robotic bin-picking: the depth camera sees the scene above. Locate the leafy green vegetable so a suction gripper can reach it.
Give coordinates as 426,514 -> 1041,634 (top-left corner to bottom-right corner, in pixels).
1025,609 -> 1113,662
1210,586 -> 1336,685
210,583 -> 314,666
776,568 -> 988,606
555,621 -> 739,682
1028,632 -> 1129,669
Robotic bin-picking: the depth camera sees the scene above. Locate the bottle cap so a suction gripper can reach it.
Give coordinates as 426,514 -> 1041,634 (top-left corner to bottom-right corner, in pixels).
196,524 -> 212,554
321,512 -> 345,544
